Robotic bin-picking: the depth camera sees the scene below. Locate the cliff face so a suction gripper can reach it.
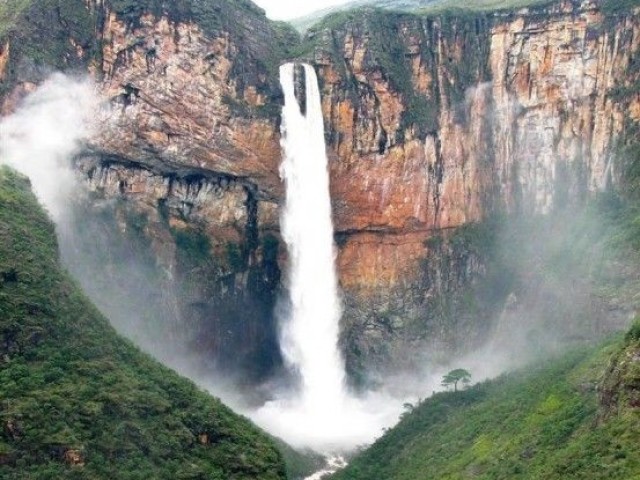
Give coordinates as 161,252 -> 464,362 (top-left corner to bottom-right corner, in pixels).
95,10 -> 284,199
77,2 -> 291,382
309,1 -> 640,376
2,0 -> 639,383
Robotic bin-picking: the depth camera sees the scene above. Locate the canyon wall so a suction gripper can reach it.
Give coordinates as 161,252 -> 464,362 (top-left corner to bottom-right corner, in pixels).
309,0 -> 640,377
80,2 -> 291,384
1,0 -> 639,383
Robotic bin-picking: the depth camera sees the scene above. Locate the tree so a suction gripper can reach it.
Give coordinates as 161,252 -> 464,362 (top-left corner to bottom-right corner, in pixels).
441,369 -> 472,392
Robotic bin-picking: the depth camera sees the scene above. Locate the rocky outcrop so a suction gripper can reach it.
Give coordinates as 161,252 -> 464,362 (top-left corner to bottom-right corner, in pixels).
76,3 -> 295,382
63,157 -> 283,383
600,320 -> 640,415
95,10 -> 285,199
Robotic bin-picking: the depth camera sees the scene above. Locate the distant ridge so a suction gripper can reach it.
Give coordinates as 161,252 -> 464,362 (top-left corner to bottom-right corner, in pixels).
290,0 -> 555,31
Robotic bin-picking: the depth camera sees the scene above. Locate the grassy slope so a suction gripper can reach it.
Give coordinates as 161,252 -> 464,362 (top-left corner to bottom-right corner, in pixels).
0,165 -> 286,479
333,329 -> 640,480
0,0 -> 30,38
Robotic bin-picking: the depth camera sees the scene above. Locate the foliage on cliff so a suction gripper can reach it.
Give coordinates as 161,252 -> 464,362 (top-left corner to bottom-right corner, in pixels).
0,165 -> 287,479
0,0 -> 299,106
293,0 -> 640,31
291,0 -> 553,31
333,328 -> 640,480
296,7 -> 493,138
0,0 -> 98,97
104,0 -> 299,72
600,318 -> 640,417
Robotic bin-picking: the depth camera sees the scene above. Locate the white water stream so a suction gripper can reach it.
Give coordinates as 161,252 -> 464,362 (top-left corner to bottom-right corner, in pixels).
250,63 -> 403,453
277,63 -> 347,411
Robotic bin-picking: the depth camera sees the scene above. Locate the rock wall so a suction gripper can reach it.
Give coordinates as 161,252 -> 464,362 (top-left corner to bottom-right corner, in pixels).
307,1 -> 640,377
61,158 -> 283,384
79,3 -> 294,383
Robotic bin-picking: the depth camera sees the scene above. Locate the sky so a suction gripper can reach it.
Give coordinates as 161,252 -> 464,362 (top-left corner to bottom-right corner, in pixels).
252,0 -> 351,20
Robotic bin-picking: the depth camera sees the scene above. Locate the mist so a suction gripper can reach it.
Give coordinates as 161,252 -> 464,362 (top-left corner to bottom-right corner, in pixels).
253,75 -> 637,453
0,74 -> 96,222
247,63 -> 406,453
397,198 -> 635,405
0,73 -> 249,408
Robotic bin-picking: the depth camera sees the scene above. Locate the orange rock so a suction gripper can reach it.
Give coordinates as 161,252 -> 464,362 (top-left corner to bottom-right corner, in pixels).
64,449 -> 85,467
92,12 -> 283,200
318,5 -> 640,313
0,41 -> 9,82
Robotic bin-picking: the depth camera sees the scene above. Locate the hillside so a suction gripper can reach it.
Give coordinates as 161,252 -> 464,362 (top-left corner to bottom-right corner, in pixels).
0,165 -> 287,478
332,325 -> 640,479
291,0 -> 640,31
290,0 -> 558,31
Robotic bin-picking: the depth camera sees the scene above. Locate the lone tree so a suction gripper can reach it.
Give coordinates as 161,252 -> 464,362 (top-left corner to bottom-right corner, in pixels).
441,369 -> 472,392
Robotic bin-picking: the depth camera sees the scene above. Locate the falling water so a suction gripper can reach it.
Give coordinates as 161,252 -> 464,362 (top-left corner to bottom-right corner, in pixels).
278,62 -> 346,410
250,64 -> 402,453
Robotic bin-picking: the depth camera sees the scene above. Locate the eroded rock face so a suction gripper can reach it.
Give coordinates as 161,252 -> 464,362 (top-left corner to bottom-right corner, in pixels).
74,6 -> 292,382
65,159 -> 283,384
95,11 -> 283,198
310,2 -> 640,376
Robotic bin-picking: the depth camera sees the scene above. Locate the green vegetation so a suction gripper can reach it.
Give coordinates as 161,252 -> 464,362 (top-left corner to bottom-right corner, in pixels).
359,10 -> 441,135
441,368 -> 472,391
0,0 -> 30,38
106,0 -> 263,29
412,0 -> 555,14
0,0 -> 98,99
627,317 -> 640,342
172,227 -> 213,265
0,0 -> 97,65
601,0 -> 640,14
333,331 -> 640,480
295,0 -> 640,31
600,317 -> 640,417
292,0 -> 558,32
0,165 -> 287,479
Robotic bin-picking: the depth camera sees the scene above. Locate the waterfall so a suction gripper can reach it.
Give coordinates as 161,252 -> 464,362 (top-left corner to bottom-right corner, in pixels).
278,62 -> 346,410
250,64 -> 401,453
